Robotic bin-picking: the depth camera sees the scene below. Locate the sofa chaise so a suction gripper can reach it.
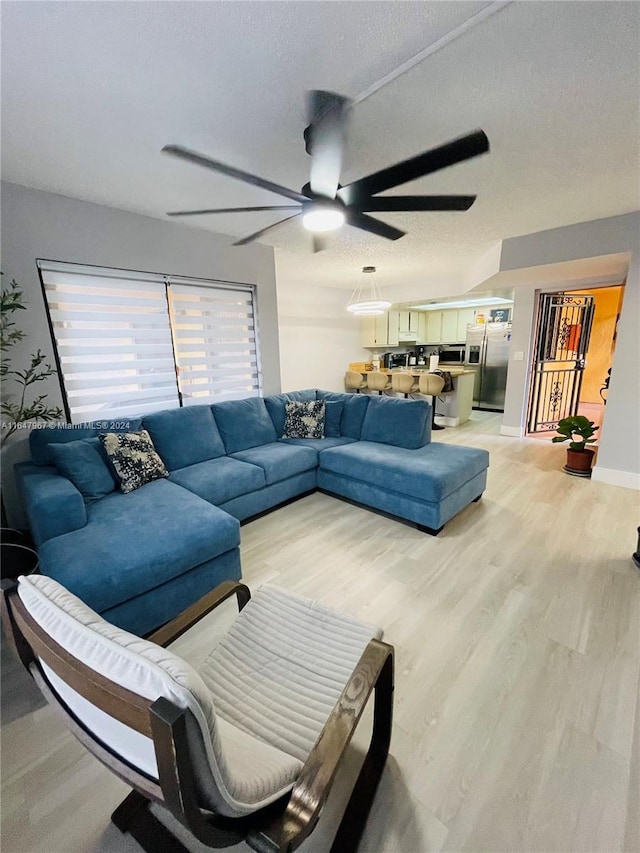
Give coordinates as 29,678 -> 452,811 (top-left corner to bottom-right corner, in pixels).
15,390 -> 489,635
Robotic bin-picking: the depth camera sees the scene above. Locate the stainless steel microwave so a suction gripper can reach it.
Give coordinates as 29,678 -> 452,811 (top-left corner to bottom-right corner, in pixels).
438,345 -> 466,364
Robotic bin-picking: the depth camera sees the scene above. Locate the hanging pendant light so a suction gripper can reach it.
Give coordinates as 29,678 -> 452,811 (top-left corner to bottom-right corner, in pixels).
346,266 -> 391,316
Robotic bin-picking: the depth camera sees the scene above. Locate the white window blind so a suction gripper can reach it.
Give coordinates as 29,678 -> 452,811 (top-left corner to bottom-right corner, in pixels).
39,261 -> 262,422
169,281 -> 261,404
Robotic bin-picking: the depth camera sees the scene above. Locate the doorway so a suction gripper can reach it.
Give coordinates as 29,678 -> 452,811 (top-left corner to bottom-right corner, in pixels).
526,283 -> 625,440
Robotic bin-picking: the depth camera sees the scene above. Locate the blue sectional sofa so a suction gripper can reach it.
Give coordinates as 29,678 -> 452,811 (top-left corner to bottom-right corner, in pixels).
15,390 -> 489,636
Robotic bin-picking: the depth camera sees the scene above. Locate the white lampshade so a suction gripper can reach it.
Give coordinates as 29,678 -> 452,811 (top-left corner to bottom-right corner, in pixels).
346,266 -> 391,316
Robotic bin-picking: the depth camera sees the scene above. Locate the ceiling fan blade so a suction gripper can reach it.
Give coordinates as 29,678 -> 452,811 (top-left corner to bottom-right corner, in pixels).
338,130 -> 489,204
312,235 -> 326,253
355,195 -> 477,212
305,90 -> 350,200
233,213 -> 301,246
167,205 -> 301,217
162,145 -> 308,204
345,211 -> 405,241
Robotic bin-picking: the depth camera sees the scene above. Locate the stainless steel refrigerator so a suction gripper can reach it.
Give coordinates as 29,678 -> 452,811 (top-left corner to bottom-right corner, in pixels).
464,323 -> 511,411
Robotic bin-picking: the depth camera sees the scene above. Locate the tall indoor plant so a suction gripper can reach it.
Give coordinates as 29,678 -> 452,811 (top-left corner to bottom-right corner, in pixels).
1,273 -> 63,445
1,272 -> 62,546
552,414 -> 599,476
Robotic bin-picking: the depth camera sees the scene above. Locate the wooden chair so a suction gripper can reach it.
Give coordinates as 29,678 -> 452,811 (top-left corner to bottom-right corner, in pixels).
1,575 -> 394,853
390,373 -> 419,398
344,370 -> 367,393
366,371 -> 392,395
418,373 -> 446,431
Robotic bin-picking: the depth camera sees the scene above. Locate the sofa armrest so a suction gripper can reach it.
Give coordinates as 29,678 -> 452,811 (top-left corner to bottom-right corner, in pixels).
17,468 -> 87,546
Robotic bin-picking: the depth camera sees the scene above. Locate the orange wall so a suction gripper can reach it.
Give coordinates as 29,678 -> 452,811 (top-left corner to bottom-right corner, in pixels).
574,286 -> 624,403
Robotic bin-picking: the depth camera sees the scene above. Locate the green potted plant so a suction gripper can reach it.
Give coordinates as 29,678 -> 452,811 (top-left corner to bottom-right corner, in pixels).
551,414 -> 599,476
1,272 -> 62,563
1,273 -> 63,446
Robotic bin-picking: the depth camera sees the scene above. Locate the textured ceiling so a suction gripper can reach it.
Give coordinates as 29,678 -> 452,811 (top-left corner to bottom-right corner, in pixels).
2,1 -> 639,299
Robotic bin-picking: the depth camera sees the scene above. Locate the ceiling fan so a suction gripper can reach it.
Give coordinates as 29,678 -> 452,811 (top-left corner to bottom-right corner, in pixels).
162,90 -> 489,251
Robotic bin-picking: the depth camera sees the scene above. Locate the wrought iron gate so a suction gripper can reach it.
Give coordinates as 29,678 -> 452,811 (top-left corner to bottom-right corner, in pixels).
527,293 -> 595,433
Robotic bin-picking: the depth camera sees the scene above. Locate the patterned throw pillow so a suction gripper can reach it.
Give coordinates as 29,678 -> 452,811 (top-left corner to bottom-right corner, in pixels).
99,430 -> 168,494
282,400 -> 326,440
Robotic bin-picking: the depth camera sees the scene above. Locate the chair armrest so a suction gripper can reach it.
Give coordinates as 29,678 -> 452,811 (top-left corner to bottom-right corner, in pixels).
247,637 -> 395,853
17,469 -> 87,546
146,581 -> 251,647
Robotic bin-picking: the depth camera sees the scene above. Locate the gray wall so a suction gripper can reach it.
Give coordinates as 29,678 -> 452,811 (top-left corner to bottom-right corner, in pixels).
500,211 -> 639,485
1,181 -> 281,523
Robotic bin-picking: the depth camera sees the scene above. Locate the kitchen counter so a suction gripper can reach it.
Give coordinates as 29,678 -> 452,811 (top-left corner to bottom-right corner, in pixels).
348,362 -> 473,377
347,363 -> 475,426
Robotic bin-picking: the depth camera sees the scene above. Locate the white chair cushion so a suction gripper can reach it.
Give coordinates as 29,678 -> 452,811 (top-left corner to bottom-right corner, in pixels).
199,585 -> 383,762
17,575 -> 301,817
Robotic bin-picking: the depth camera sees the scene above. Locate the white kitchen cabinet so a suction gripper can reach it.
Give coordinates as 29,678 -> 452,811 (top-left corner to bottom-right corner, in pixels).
417,312 -> 428,344
441,311 -> 458,343
387,310 -> 400,346
360,313 -> 389,347
456,308 -> 476,342
425,311 -> 443,344
423,308 -> 477,344
398,310 -> 420,333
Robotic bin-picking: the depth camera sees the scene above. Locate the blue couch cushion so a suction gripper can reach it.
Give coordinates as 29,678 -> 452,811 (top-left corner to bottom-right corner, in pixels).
49,437 -> 116,502
230,442 -> 317,485
324,400 -> 344,437
264,393 -> 290,437
30,419 -> 142,465
143,406 -> 226,470
38,479 -> 239,614
316,391 -> 369,439
285,389 -> 318,402
319,441 -> 489,501
212,397 -> 277,453
169,456 -> 266,504
360,395 -> 431,449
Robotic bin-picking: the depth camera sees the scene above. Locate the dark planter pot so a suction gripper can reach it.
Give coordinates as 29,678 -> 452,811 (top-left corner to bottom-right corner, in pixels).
564,447 -> 595,477
1,528 -> 39,580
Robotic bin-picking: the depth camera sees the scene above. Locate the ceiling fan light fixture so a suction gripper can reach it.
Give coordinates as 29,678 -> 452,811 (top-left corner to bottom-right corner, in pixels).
302,203 -> 345,232
347,266 -> 391,316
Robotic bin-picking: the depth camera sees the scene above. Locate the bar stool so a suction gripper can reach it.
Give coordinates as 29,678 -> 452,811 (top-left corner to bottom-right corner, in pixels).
345,370 -> 367,393
418,373 -> 446,430
367,371 -> 392,395
391,372 -> 418,398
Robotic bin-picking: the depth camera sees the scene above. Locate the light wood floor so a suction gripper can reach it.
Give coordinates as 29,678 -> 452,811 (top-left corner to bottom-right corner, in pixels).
2,412 -> 639,853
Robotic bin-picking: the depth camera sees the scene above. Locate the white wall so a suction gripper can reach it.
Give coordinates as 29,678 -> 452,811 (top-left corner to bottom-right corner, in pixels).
499,212 -> 640,488
275,261 -> 367,392
1,181 -> 281,522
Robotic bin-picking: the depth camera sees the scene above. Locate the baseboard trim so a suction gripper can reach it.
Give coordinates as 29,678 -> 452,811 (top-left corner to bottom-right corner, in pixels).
591,467 -> 640,490
500,425 -> 523,437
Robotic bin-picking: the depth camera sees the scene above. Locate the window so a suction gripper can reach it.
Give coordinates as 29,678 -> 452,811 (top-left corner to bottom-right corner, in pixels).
39,261 -> 262,423
169,281 -> 260,406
